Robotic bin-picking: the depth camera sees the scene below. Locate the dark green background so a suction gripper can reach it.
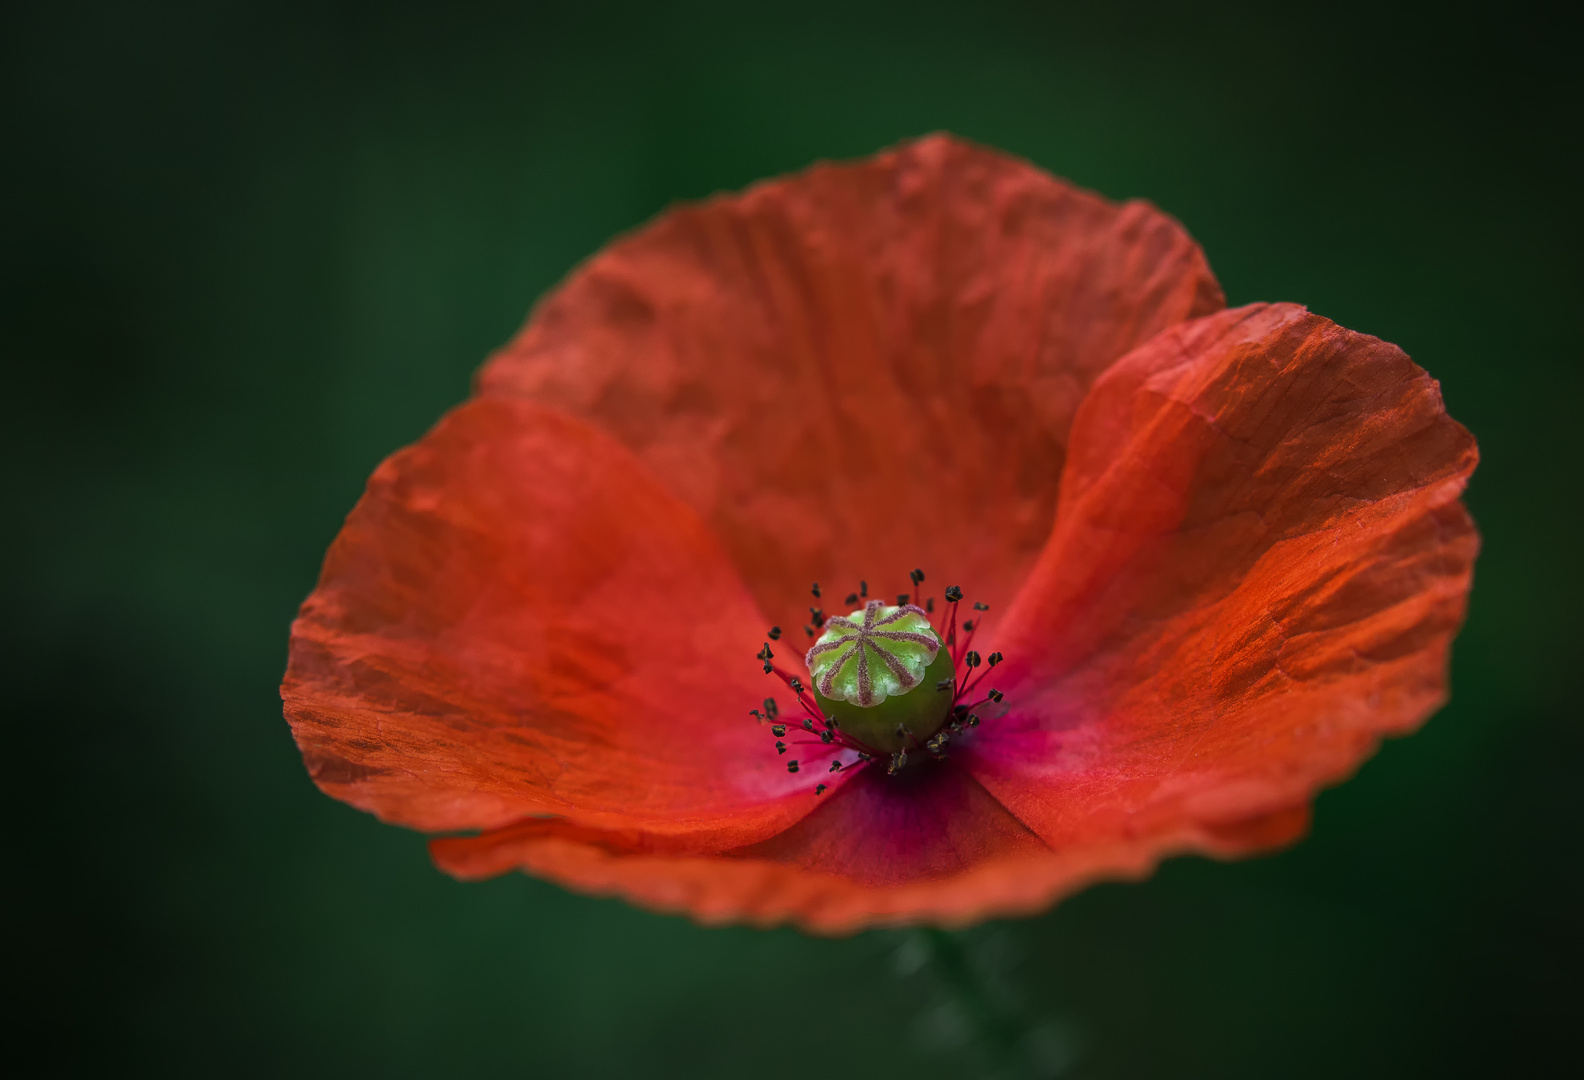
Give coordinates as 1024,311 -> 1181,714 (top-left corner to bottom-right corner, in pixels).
8,2 -> 1578,1076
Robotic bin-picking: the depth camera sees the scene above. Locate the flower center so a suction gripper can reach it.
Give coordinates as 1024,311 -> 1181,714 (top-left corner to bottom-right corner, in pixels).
807,600 -> 953,753
749,571 -> 1008,793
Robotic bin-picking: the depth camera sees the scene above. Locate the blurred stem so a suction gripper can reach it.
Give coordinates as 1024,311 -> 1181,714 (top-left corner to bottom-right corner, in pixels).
915,927 -> 1030,1066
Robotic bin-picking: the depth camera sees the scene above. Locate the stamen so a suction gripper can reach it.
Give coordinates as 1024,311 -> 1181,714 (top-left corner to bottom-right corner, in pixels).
787,760 -> 799,773
940,585 -> 962,650
768,626 -> 782,641
955,613 -> 981,666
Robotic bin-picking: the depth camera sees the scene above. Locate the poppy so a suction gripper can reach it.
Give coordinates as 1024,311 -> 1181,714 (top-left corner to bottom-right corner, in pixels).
283,135 -> 1478,933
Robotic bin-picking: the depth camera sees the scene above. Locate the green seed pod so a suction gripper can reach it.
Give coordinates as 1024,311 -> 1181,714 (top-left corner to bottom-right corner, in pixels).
806,600 -> 955,754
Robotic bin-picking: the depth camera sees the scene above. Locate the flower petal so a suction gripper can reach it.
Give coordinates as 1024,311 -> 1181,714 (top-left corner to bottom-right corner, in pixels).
429,763 -> 1311,933
428,762 -> 1097,933
479,134 -> 1224,624
282,397 -> 810,845
966,303 -> 1479,854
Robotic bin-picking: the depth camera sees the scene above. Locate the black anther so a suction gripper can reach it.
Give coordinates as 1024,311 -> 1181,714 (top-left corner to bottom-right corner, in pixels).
896,592 -> 909,605
790,677 -> 804,693
811,583 -> 821,599
973,601 -> 989,611
787,760 -> 800,773
803,718 -> 814,731
944,585 -> 963,603
966,650 -> 981,669
763,697 -> 778,718
909,568 -> 925,586
829,760 -> 842,772
776,741 -> 787,754
815,783 -> 827,794
926,597 -> 935,613
768,626 -> 782,640
987,688 -> 1004,703
988,652 -> 1003,667
963,619 -> 975,632
968,714 -> 981,727
860,580 -> 868,598
771,724 -> 786,737
757,643 -> 774,661
762,660 -> 772,674
844,592 -> 859,605
749,709 -> 762,720
805,625 -> 815,637
820,730 -> 833,743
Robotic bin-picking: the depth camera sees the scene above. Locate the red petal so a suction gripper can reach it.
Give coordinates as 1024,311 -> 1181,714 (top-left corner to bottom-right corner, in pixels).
966,303 -> 1479,854
430,762 -> 1126,933
428,761 -> 1311,934
479,134 -> 1223,623
282,397 -> 809,845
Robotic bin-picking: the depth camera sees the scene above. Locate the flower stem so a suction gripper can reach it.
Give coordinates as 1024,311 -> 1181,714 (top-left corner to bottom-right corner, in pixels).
900,927 -> 1078,1079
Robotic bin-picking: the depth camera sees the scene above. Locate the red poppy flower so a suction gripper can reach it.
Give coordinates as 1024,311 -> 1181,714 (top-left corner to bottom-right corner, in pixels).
283,135 -> 1478,933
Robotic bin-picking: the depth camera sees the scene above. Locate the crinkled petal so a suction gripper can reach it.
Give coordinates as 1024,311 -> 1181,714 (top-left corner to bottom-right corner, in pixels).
479,133 -> 1224,624
432,761 -> 1132,933
964,303 -> 1479,855
282,397 -> 810,845
429,770 -> 1308,934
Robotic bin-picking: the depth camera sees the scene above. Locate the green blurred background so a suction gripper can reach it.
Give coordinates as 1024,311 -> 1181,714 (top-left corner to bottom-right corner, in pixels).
7,2 -> 1578,1075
